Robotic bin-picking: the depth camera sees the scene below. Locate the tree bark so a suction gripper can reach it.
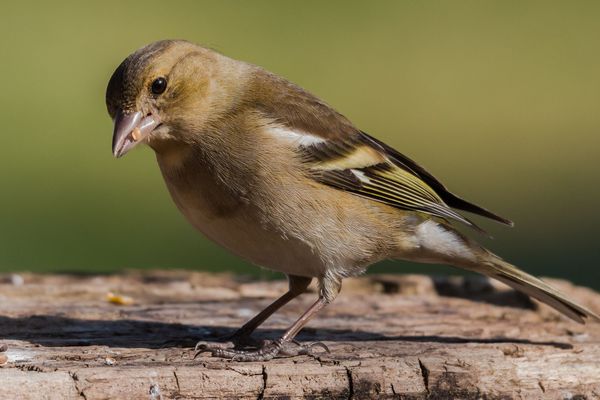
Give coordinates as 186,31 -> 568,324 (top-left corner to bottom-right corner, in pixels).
0,271 -> 598,399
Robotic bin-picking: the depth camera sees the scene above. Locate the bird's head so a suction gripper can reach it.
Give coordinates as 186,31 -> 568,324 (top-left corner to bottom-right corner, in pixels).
106,40 -> 235,158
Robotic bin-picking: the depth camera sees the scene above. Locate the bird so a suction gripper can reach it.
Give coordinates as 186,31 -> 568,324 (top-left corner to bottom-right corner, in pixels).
106,40 -> 599,361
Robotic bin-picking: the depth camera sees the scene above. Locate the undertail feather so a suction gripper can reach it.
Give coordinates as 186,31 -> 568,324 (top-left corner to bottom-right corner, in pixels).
476,255 -> 599,324
410,220 -> 595,323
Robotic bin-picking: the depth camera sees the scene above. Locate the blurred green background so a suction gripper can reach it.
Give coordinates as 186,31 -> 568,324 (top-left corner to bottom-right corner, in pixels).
1,1 -> 599,289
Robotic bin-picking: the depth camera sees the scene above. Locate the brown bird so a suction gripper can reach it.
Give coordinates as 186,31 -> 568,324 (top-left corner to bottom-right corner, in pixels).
106,40 -> 598,361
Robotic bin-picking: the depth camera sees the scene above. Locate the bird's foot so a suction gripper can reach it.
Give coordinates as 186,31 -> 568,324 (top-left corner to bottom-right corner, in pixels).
194,339 -> 329,361
192,328 -> 262,353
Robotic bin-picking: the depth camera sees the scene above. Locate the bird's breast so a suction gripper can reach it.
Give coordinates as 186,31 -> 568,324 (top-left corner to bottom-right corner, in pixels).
155,149 -> 325,278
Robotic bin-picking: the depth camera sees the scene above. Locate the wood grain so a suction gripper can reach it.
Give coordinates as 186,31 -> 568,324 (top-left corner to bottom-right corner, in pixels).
1,271 -> 599,399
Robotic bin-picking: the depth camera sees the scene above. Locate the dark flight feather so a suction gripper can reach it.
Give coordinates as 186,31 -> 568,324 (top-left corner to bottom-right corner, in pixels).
359,132 -> 514,227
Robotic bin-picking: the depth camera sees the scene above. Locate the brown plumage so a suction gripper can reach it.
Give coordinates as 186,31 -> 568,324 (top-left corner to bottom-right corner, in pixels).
106,40 -> 598,361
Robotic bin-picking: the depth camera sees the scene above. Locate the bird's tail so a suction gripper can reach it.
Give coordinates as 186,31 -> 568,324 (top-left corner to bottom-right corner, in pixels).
408,220 -> 599,323
461,251 -> 600,324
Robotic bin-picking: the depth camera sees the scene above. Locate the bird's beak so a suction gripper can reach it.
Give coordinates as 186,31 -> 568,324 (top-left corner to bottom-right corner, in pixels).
112,110 -> 161,158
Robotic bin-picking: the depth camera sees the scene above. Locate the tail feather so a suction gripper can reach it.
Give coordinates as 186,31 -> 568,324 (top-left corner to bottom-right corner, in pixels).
408,220 -> 598,323
474,255 -> 600,324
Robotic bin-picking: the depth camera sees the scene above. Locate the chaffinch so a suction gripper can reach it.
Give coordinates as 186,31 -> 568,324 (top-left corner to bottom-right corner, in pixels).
106,40 -> 598,361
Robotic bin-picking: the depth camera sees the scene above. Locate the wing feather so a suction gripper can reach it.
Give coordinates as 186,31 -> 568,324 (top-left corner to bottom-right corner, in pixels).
298,131 -> 508,233
360,132 -> 514,226
249,68 -> 511,230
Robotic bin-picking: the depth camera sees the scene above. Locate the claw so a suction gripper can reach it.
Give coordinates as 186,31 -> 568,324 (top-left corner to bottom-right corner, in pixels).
194,343 -> 213,359
193,348 -> 206,359
308,341 -> 330,353
193,340 -> 236,359
286,341 -> 330,356
194,341 -> 207,352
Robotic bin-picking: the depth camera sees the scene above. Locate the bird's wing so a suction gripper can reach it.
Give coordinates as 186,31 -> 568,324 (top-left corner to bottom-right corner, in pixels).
358,132 -> 513,227
250,69 -> 512,231
296,130 -> 495,232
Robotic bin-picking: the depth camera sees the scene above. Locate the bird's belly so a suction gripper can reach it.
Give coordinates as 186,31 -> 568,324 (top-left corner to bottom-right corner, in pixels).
160,171 -> 325,277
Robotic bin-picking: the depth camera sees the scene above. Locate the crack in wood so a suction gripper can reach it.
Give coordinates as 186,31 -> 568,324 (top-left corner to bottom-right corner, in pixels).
345,366 -> 354,400
68,371 -> 87,400
418,358 -> 430,393
173,370 -> 181,393
256,365 -> 267,400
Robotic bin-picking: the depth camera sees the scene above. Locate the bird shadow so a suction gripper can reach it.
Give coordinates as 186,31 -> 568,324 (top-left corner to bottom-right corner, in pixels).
0,315 -> 572,350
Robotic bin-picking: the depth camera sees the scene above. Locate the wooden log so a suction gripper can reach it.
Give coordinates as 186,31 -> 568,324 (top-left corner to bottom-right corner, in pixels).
0,271 -> 599,399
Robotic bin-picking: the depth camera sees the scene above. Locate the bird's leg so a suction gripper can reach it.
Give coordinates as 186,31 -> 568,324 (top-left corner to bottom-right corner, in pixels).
197,296 -> 330,360
196,275 -> 340,361
194,275 -> 312,351
232,275 -> 313,340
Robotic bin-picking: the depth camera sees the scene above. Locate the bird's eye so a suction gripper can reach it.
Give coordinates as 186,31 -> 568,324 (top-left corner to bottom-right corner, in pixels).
151,77 -> 167,95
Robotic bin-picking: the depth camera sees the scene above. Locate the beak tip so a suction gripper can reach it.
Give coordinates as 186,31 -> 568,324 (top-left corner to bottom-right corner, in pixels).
111,110 -> 143,159
111,109 -> 160,158
112,141 -> 123,158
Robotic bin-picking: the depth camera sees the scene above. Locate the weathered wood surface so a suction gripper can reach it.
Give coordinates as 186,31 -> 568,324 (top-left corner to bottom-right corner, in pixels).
0,270 -> 599,399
